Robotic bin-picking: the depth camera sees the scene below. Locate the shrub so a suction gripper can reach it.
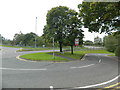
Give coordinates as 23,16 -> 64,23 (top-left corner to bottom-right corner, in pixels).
115,46 -> 120,57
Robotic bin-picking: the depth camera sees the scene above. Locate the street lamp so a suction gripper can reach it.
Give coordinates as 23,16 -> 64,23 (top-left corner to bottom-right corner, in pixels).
53,37 -> 55,59
35,17 -> 37,48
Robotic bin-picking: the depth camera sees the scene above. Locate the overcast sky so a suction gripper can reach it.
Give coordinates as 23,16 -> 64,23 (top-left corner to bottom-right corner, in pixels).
0,0 -> 106,41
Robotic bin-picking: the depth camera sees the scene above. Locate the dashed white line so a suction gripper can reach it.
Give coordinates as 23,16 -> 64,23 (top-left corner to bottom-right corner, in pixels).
70,64 -> 95,69
99,59 -> 102,63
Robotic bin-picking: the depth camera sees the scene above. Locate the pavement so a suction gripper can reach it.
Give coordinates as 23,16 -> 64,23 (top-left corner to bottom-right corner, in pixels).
1,47 -> 120,89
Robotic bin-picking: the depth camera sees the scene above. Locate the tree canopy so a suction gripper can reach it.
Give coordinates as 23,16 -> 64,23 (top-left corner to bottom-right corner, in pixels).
45,6 -> 70,52
78,2 -> 120,33
13,32 -> 38,47
44,6 -> 84,54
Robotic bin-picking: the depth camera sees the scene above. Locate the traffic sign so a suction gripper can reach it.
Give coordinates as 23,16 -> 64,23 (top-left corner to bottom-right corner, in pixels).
75,38 -> 79,46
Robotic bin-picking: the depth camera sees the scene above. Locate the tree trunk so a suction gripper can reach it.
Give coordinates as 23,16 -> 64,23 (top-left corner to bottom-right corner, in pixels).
71,45 -> 74,54
59,41 -> 62,52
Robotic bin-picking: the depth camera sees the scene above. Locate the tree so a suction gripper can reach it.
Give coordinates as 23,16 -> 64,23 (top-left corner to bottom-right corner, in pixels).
94,36 -> 102,46
63,10 -> 84,54
44,6 -> 84,54
23,32 -> 37,46
0,34 -> 12,45
84,40 -> 93,45
13,31 -> 25,46
13,32 -> 38,47
78,2 -> 120,33
104,35 -> 117,52
104,31 -> 120,57
45,6 -> 73,52
114,32 -> 120,57
36,36 -> 46,47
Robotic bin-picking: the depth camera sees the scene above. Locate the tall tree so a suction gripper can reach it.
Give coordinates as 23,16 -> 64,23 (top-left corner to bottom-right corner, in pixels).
44,6 -> 84,53
64,10 -> 84,54
46,6 -> 71,52
13,31 -> 25,45
22,32 -> 37,46
13,32 -> 38,46
78,2 -> 120,33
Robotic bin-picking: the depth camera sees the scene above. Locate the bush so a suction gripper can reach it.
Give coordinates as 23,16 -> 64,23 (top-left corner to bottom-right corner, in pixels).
115,46 -> 120,57
105,35 -> 118,52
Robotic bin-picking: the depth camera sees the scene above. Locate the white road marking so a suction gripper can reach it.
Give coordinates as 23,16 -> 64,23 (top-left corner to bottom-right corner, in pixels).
50,86 -> 54,90
0,68 -> 47,71
70,64 -> 95,69
99,59 -> 101,63
74,74 -> 120,88
14,51 -> 17,53
81,54 -> 87,61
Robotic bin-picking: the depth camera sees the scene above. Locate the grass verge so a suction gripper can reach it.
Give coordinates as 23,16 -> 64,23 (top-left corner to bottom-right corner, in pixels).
20,49 -> 114,62
55,52 -> 84,60
20,52 -> 69,62
54,50 -> 113,60
74,49 -> 114,54
107,54 -> 115,56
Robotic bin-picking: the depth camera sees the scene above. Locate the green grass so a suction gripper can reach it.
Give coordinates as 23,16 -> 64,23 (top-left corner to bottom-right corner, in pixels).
74,49 -> 114,54
107,54 -> 115,56
55,50 -> 113,60
55,52 -> 84,60
19,49 -> 114,62
20,52 -> 69,62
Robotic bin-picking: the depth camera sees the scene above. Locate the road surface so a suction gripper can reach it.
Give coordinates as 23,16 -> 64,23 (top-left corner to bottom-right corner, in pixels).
1,47 -> 120,89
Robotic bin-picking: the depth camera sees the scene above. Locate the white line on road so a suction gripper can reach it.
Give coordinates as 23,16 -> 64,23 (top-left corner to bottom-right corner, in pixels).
81,54 -> 87,61
50,86 -> 54,90
70,64 -> 95,69
0,68 -> 47,71
74,74 -> 120,88
99,59 -> 102,63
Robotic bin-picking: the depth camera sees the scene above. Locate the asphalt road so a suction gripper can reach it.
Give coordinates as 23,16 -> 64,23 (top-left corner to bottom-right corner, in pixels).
1,47 -> 120,89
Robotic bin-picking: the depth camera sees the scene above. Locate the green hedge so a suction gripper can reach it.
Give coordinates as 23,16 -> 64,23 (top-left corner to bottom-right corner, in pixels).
115,46 -> 120,57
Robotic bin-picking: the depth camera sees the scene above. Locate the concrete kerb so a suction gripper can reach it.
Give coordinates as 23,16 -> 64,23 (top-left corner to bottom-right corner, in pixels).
16,55 -> 37,62
16,55 -> 70,63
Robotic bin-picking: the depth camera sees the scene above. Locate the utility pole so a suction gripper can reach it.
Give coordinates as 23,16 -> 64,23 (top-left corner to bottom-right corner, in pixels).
53,37 -> 55,59
35,17 -> 37,48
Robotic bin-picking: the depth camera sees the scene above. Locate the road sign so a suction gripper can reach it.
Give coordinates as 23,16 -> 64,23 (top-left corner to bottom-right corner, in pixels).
75,38 -> 79,46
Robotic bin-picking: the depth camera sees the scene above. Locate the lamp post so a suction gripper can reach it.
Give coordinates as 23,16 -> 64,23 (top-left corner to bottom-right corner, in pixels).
53,37 -> 55,59
35,17 -> 37,48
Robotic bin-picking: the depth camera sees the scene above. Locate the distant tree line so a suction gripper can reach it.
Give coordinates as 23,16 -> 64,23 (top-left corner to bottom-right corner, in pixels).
12,32 -> 47,47
0,34 -> 12,45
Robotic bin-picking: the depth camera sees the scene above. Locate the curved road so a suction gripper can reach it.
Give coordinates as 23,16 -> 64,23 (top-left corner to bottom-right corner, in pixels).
1,47 -> 120,89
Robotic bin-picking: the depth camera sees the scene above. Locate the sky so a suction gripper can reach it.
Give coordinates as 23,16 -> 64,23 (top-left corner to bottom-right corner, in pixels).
0,0 -> 107,42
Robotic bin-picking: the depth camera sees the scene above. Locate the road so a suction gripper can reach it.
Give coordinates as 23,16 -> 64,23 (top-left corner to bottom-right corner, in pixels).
1,47 -> 120,89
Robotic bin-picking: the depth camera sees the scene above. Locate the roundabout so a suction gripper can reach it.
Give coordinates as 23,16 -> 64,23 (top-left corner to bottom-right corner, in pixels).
1,47 -> 120,89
